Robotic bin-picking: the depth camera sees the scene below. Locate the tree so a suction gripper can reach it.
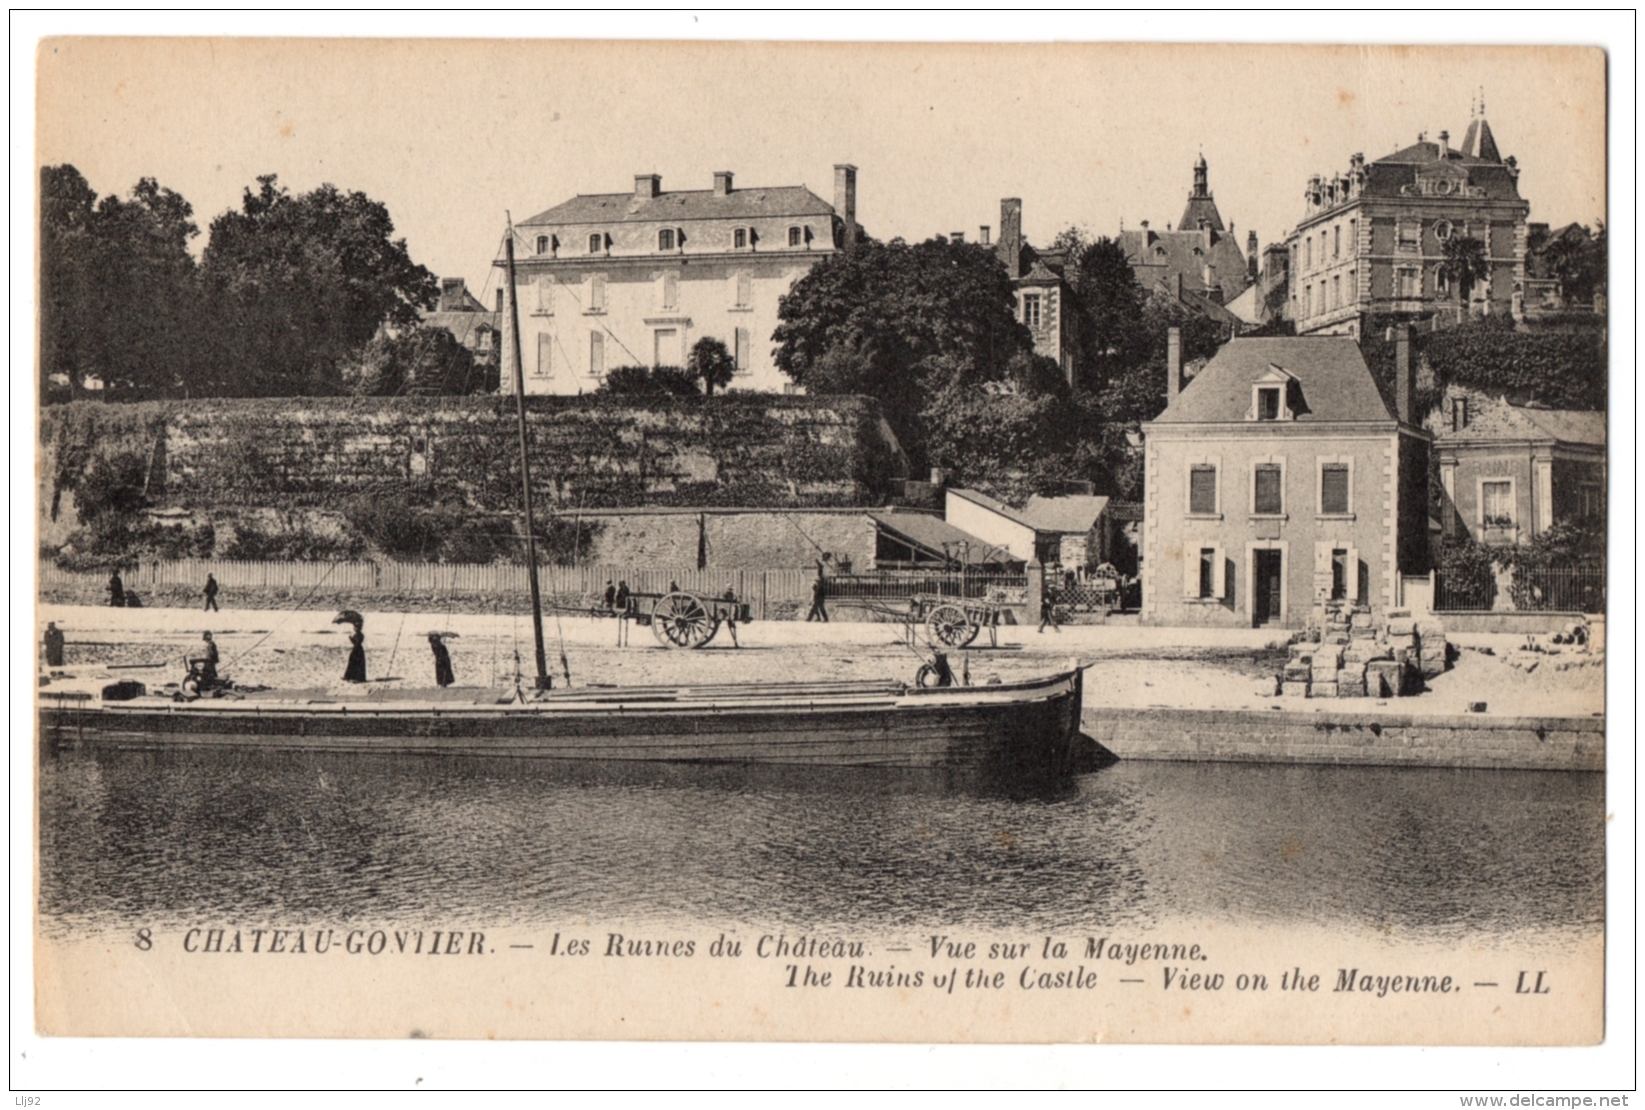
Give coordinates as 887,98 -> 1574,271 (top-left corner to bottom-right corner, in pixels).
1439,235 -> 1490,309
1064,236 -> 1149,394
339,325 -> 482,396
596,365 -> 701,398
687,336 -> 736,396
772,236 -> 1036,463
40,165 -> 203,401
199,176 -> 437,396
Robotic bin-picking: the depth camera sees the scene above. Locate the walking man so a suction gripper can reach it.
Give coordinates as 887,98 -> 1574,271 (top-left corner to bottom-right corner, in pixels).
43,622 -> 65,667
107,569 -> 125,608
1038,584 -> 1062,634
203,573 -> 220,612
806,570 -> 829,622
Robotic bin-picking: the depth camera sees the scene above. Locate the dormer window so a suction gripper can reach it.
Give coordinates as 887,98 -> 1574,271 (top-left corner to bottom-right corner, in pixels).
658,228 -> 676,252
734,227 -> 750,250
1247,365 -> 1298,421
536,235 -> 552,255
788,226 -> 803,248
588,233 -> 604,254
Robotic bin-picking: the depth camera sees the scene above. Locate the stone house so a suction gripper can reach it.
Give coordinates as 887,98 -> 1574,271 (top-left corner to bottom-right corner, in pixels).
944,488 -> 1056,568
1284,101 -> 1529,338
1140,330 -> 1431,628
1119,156 -> 1255,312
992,198 -> 1079,383
421,277 -> 501,362
1430,388 -> 1606,545
1019,494 -> 1140,576
506,166 -> 859,394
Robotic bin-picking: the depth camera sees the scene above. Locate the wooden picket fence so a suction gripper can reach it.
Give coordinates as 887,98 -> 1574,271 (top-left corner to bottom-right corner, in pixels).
39,559 -> 814,621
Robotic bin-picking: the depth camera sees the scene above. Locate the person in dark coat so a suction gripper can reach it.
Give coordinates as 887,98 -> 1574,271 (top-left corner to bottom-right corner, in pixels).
614,581 -> 630,614
1037,585 -> 1062,634
806,572 -> 829,622
335,611 -> 368,683
107,570 -> 125,608
43,622 -> 65,667
203,574 -> 220,612
428,633 -> 455,688
602,581 -> 616,610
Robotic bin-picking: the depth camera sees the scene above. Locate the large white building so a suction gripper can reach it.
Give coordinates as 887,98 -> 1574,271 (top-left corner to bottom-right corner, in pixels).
503,166 -> 859,394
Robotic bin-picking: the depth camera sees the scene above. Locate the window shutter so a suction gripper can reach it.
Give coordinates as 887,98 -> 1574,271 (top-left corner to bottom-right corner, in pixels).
1315,541 -> 1330,574
735,327 -> 750,372
662,272 -> 678,310
536,333 -> 552,377
1346,547 -> 1361,603
737,272 -> 752,307
590,275 -> 606,312
1183,544 -> 1199,597
1254,464 -> 1283,514
537,275 -> 554,315
1189,466 -> 1217,514
1321,464 -> 1349,514
1213,546 -> 1228,599
589,331 -> 605,377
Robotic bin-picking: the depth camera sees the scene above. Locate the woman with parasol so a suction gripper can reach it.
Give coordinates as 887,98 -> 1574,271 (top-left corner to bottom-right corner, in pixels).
334,610 -> 367,683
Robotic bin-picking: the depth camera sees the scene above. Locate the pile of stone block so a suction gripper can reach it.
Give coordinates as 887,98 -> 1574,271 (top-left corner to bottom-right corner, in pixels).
1278,603 -> 1449,699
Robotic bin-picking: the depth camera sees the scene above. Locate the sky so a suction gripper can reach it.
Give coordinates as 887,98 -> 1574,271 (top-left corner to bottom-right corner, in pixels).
34,32 -> 1608,306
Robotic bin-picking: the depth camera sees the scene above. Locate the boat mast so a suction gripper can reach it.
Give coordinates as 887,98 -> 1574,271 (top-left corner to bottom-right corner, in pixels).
505,215 -> 551,690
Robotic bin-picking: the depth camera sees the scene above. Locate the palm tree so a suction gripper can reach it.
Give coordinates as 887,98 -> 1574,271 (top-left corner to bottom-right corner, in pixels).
1439,236 -> 1491,314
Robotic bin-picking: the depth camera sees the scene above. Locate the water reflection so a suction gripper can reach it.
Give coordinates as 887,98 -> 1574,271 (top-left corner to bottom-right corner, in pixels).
38,747 -> 1602,943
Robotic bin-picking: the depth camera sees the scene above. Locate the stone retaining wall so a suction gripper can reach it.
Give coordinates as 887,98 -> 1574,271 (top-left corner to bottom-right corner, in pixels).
1084,706 -> 1604,771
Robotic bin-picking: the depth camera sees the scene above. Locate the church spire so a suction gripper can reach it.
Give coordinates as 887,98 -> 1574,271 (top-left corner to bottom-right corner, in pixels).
1179,154 -> 1224,232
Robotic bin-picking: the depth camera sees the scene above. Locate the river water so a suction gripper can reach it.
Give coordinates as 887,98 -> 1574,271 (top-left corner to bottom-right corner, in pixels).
37,746 -> 1604,946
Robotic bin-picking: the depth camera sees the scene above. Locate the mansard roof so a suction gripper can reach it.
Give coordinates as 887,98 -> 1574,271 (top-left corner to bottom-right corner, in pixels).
521,185 -> 835,227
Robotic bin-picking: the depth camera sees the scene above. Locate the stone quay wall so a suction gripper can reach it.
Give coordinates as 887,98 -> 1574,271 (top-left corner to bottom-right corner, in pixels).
1084,705 -> 1603,771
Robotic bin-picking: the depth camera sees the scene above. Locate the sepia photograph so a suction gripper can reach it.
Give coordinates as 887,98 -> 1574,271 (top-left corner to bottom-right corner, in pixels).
13,12 -> 1633,1096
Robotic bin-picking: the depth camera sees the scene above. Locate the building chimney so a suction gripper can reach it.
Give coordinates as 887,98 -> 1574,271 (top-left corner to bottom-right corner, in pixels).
712,170 -> 733,197
833,164 -> 858,251
1167,327 -> 1182,403
635,174 -> 661,199
1247,231 -> 1259,282
440,277 -> 465,311
1395,323 -> 1413,423
950,231 -> 965,244
979,225 -> 991,246
999,198 -> 1023,278
1438,130 -> 1450,156
495,288 -> 505,313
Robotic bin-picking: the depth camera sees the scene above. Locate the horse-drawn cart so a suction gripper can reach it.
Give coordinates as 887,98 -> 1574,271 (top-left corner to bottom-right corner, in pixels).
911,593 -> 1014,649
626,590 -> 752,649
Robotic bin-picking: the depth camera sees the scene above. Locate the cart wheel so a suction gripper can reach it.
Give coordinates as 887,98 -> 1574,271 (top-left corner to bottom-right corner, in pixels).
927,603 -> 979,648
651,592 -> 720,649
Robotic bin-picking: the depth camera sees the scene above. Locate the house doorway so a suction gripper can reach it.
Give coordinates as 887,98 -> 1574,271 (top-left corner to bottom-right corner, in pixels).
1253,549 -> 1283,626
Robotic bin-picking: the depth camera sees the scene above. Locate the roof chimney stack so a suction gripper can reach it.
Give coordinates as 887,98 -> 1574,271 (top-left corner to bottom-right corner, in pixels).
833,164 -> 858,252
635,174 -> 661,199
1395,323 -> 1413,424
1247,230 -> 1259,282
979,225 -> 991,246
950,231 -> 965,244
999,198 -> 1023,278
712,170 -> 733,197
1167,327 -> 1182,404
